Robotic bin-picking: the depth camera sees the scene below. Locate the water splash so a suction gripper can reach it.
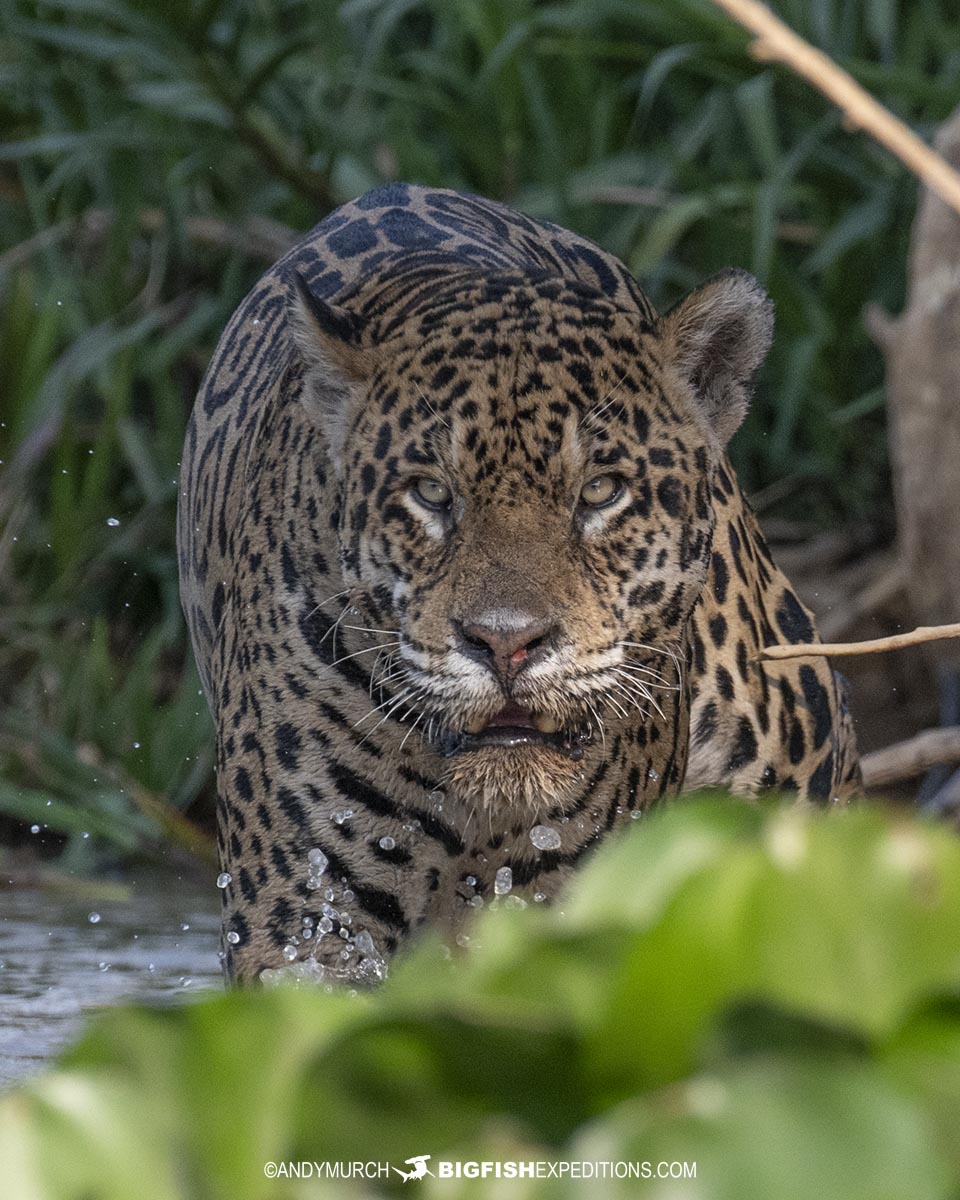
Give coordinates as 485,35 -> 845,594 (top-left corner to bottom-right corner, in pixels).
529,825 -> 562,851
494,866 -> 513,895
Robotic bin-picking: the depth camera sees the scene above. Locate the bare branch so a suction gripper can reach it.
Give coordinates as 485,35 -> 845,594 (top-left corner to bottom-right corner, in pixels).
760,623 -> 960,662
710,0 -> 960,217
861,727 -> 960,788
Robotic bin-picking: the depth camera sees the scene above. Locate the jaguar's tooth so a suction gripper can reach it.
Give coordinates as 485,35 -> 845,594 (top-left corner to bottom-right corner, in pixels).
533,713 -> 559,734
464,716 -> 487,734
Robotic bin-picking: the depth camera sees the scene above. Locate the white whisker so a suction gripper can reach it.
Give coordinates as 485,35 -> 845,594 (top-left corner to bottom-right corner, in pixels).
303,587 -> 351,623
330,640 -> 400,668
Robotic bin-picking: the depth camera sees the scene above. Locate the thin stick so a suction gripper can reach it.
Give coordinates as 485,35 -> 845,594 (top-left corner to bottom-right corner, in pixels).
760,623 -> 960,662
861,727 -> 960,789
710,0 -> 960,218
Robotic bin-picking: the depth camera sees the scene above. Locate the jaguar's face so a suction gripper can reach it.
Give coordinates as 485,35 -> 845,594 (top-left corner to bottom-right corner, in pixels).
290,267 -> 772,811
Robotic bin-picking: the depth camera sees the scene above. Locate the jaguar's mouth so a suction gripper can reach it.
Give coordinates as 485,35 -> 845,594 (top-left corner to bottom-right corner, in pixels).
440,701 -> 591,760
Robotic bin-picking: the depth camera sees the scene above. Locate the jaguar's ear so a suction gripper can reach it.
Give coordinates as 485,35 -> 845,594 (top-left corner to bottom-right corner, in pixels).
286,272 -> 374,471
660,269 -> 773,445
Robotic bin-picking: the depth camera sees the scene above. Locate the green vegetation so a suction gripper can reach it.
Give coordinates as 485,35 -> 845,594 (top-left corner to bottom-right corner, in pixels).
3,798 -> 960,1198
2,0 -> 960,861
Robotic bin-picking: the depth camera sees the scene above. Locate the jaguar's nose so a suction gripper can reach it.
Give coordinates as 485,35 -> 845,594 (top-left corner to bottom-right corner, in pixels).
453,614 -> 557,679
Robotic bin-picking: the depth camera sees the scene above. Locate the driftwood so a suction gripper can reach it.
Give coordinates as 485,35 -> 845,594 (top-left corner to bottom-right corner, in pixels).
866,105 -> 960,682
861,727 -> 960,788
759,623 -> 960,663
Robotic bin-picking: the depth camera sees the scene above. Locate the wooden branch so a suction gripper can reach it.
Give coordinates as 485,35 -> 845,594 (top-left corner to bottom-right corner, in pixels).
861,727 -> 960,788
710,0 -> 960,218
759,623 -> 960,662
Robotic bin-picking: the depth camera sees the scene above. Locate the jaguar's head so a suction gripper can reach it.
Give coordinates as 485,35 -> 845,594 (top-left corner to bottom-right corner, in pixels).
288,263 -> 772,811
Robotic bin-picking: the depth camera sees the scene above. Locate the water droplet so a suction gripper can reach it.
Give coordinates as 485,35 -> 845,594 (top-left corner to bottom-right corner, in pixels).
98,962 -> 109,971
533,891 -> 547,903
332,808 -> 354,825
529,824 -> 561,851
282,944 -> 298,962
133,741 -> 141,749
464,875 -> 476,887
354,930 -> 375,956
648,768 -> 660,781
308,847 -> 328,870
378,835 -> 396,850
630,810 -> 642,820
226,930 -> 240,945
87,912 -> 101,924
30,824 -> 40,834
455,933 -> 470,947
494,866 -> 513,895
318,916 -> 334,934
181,922 -> 190,931
106,517 -> 120,527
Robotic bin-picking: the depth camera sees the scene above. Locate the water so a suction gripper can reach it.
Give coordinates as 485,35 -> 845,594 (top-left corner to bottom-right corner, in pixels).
0,873 -> 220,1090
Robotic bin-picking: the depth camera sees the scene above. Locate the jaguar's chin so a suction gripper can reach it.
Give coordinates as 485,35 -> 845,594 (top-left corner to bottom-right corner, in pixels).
441,742 -> 586,813
435,700 -> 594,812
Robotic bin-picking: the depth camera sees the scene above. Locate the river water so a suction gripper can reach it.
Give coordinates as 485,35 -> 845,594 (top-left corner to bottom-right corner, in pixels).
0,873 -> 221,1089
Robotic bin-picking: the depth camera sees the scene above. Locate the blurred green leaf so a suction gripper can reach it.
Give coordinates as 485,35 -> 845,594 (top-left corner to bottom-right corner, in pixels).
1,800 -> 960,1199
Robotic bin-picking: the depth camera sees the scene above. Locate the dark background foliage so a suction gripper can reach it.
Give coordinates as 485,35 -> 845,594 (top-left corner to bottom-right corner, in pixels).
1,0 -> 958,867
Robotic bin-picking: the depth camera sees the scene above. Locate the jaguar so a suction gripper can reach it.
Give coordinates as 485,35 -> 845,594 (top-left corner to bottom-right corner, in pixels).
177,183 -> 860,984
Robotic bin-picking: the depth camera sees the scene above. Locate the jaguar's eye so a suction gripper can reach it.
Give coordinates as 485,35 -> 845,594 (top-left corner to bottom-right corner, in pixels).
580,474 -> 624,508
412,477 -> 452,510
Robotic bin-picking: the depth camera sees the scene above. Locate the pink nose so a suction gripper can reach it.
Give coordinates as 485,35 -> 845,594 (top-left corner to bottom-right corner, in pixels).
457,618 -> 555,678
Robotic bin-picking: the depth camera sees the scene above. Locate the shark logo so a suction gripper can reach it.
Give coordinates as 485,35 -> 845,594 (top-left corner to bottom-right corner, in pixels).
393,1155 -> 433,1182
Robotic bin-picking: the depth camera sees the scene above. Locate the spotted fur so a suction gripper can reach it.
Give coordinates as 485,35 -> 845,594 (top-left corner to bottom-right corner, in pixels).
178,183 -> 860,984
